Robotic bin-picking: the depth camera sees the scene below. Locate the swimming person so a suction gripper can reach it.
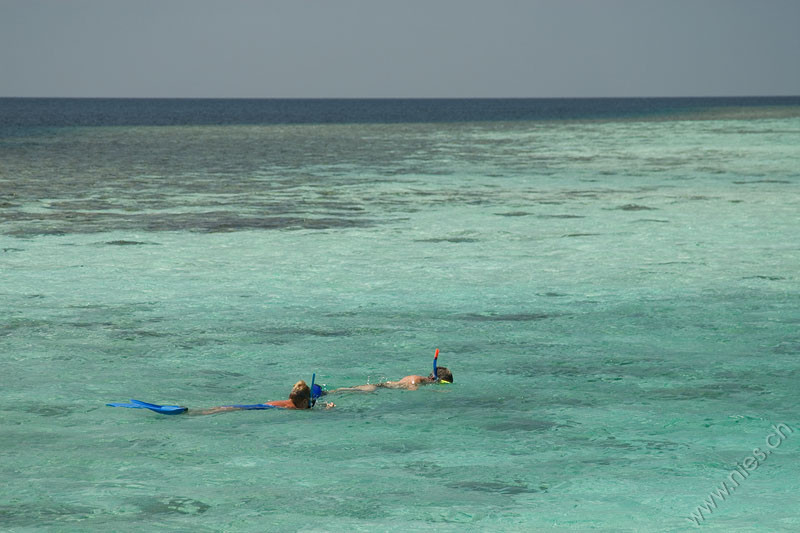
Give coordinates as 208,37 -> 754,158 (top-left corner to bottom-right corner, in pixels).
195,380 -> 334,414
108,378 -> 334,415
327,367 -> 453,393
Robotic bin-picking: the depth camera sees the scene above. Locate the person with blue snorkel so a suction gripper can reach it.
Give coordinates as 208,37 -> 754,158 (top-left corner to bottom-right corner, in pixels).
108,378 -> 333,415
195,379 -> 334,414
326,349 -> 453,393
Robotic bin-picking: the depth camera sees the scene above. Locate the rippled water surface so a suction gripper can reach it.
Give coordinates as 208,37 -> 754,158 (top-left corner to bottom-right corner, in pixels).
1,99 -> 799,531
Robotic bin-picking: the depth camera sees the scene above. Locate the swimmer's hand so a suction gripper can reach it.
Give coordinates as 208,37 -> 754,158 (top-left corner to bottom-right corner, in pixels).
324,402 -> 335,409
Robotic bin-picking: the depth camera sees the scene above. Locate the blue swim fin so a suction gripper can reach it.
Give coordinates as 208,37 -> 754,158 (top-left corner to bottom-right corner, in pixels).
130,399 -> 187,414
106,399 -> 187,415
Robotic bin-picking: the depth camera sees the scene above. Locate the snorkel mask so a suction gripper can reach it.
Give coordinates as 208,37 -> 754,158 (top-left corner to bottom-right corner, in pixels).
432,349 -> 451,384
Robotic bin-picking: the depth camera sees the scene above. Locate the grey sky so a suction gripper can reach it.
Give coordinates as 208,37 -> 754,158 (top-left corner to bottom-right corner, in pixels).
1,0 -> 798,98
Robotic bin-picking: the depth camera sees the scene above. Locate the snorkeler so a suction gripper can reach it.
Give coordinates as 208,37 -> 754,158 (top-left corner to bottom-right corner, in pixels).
327,367 -> 453,393
194,380 -> 335,414
327,350 -> 453,393
108,379 -> 333,415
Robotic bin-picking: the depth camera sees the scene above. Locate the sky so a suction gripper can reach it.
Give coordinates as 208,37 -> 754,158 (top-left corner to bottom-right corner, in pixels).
1,0 -> 799,98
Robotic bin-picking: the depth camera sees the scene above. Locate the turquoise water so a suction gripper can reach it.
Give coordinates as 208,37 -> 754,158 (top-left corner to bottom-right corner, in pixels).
2,100 -> 800,531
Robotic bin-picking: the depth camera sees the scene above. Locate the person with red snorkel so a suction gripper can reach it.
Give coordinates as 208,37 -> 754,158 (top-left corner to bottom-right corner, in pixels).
326,349 -> 453,393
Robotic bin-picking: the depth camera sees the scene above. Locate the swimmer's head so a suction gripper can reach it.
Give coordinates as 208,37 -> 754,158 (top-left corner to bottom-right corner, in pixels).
430,366 -> 453,383
289,380 -> 311,408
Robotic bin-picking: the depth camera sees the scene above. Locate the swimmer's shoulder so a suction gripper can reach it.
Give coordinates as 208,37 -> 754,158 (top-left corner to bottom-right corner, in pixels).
265,400 -> 294,408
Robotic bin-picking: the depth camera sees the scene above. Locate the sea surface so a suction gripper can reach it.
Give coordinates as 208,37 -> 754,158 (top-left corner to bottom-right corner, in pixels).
1,98 -> 799,532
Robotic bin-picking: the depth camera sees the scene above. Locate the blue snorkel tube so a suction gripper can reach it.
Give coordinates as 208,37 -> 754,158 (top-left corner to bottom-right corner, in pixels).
310,373 -> 321,408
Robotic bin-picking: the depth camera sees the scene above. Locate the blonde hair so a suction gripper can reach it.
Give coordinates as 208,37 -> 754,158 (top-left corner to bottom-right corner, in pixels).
289,380 -> 310,408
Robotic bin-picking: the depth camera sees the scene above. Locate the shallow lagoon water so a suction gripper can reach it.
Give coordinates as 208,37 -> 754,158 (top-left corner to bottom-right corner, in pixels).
1,99 -> 799,531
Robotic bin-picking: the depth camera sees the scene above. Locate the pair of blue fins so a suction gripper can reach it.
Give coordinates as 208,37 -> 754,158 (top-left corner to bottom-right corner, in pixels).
107,374 -> 323,415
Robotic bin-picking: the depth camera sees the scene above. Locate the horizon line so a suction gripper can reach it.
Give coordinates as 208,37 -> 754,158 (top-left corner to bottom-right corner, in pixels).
2,94 -> 800,100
